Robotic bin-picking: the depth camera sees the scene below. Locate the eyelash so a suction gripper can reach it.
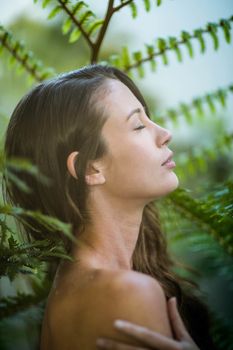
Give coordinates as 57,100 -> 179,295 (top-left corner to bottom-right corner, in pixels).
135,125 -> 145,131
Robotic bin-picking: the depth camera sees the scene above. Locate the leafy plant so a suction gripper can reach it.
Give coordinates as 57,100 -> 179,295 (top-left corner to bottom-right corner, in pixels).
0,1 -> 232,349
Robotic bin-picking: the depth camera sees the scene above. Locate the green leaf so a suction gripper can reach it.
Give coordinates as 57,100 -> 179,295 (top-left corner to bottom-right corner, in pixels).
79,10 -> 94,25
157,0 -> 162,6
193,98 -> 204,116
129,2 -> 137,18
181,31 -> 194,58
62,18 -> 72,35
48,6 -> 62,20
122,46 -> 131,67
145,44 -> 157,71
194,29 -> 206,53
205,94 -> 216,113
143,0 -> 151,11
157,38 -> 169,65
69,28 -> 81,43
42,0 -> 52,8
216,89 -> 227,108
220,19 -> 231,44
168,37 -> 183,62
207,22 -> 219,50
179,103 -> 192,123
72,1 -> 88,16
133,51 -> 144,77
87,19 -> 104,36
6,171 -> 31,194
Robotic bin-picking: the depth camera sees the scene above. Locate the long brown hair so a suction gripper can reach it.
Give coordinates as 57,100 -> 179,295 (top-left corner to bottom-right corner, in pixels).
3,64 -> 216,349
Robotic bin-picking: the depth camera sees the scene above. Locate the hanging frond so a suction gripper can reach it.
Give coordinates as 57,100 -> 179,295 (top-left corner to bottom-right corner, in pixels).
153,83 -> 233,126
38,0 -> 104,47
107,15 -> 233,75
0,25 -> 55,82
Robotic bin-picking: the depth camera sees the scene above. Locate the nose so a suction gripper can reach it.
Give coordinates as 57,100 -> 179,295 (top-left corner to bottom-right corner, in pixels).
155,124 -> 172,147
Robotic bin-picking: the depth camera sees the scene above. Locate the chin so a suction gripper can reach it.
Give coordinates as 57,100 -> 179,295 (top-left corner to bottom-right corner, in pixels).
153,173 -> 179,199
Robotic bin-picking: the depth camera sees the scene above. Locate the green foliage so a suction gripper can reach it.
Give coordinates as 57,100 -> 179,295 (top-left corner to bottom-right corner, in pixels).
167,181 -> 233,256
154,83 -> 233,126
0,1 -> 233,349
106,15 -> 233,76
0,25 -> 55,82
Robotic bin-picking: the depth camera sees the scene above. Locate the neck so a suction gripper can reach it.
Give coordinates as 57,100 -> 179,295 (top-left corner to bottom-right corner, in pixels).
72,195 -> 145,271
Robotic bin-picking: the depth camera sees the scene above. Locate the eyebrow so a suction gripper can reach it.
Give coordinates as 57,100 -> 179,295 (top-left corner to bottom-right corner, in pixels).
126,107 -> 143,122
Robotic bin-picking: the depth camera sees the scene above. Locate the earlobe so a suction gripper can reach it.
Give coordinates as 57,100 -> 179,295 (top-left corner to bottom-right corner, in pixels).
85,163 -> 106,186
67,151 -> 79,179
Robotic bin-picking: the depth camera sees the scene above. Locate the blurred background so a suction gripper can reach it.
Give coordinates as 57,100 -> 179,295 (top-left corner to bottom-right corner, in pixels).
0,1 -> 233,349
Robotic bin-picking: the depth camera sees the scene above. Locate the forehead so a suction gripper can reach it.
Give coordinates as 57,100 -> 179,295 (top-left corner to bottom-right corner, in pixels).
103,79 -> 142,121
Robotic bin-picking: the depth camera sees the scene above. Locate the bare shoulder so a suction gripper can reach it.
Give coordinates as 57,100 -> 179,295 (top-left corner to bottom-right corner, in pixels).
97,269 -> 172,334
41,269 -> 172,349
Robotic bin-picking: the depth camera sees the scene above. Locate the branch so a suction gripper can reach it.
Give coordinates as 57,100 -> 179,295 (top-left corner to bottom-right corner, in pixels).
0,26 -> 54,82
91,0 -> 115,63
107,15 -> 233,75
113,0 -> 134,12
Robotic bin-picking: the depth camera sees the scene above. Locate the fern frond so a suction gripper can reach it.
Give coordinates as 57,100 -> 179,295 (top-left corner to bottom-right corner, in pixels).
175,134 -> 233,179
0,287 -> 47,319
107,15 -> 233,75
154,83 -> 233,126
39,0 -> 104,47
0,25 -> 55,82
167,182 -> 233,256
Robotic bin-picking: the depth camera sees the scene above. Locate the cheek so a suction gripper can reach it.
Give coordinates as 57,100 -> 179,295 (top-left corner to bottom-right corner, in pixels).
106,139 -> 161,185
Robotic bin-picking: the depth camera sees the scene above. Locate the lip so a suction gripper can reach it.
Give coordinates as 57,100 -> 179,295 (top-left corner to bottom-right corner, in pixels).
161,152 -> 174,166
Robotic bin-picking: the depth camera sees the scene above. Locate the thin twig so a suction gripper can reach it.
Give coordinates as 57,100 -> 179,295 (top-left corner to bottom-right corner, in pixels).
113,0 -> 134,12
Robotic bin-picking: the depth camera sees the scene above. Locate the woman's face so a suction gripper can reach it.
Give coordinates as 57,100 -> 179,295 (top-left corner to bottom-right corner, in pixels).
99,79 -> 179,203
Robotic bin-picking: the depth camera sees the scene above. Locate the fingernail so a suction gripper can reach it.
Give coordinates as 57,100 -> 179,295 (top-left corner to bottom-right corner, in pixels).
114,319 -> 125,328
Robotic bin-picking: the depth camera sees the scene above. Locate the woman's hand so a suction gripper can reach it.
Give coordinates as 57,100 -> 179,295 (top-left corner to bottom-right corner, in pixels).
96,297 -> 199,350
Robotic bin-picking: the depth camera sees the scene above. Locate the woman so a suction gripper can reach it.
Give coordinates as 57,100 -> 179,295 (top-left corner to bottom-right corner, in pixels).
4,65 -> 216,349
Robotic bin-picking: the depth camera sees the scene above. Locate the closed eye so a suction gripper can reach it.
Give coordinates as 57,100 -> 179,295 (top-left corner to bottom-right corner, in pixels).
134,125 -> 146,131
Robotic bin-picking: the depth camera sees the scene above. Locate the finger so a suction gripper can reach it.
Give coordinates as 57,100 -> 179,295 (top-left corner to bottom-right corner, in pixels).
114,320 -> 180,350
96,338 -> 149,350
167,298 -> 192,341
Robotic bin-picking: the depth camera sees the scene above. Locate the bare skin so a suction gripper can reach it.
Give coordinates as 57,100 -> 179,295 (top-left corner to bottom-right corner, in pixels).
40,265 -> 173,349
40,79 -> 180,349
96,298 -> 199,350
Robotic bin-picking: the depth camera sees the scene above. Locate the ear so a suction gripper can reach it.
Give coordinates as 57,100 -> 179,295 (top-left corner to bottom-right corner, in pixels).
85,161 -> 106,186
67,151 -> 79,179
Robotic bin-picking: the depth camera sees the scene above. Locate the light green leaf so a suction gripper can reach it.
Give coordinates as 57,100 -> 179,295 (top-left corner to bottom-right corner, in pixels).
207,22 -> 219,50
69,28 -> 81,43
181,31 -> 194,58
122,46 -> 131,67
87,19 -> 104,36
62,18 -> 72,35
48,6 -> 62,20
143,0 -> 151,11
194,29 -> 206,53
129,2 -> 137,18
42,0 -> 52,8
220,19 -> 231,44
